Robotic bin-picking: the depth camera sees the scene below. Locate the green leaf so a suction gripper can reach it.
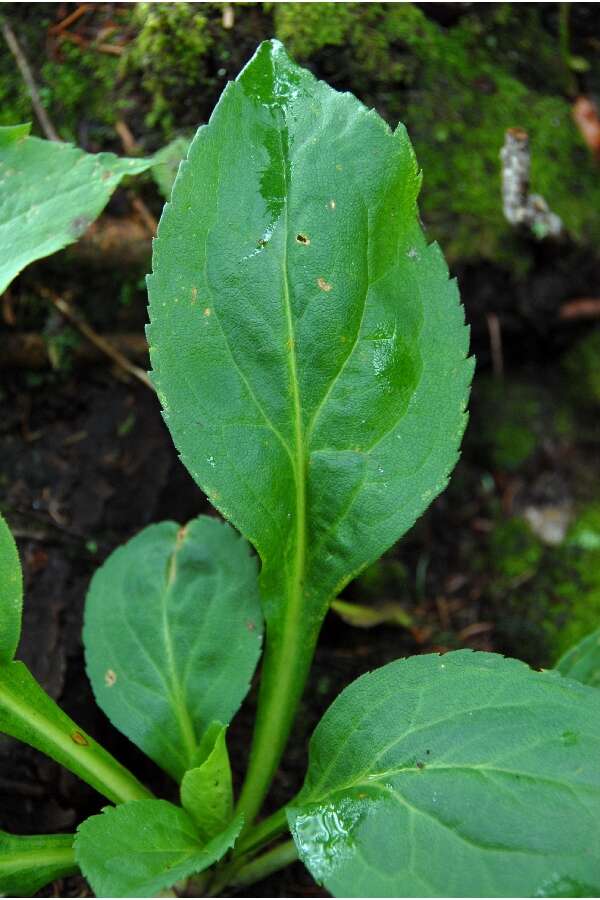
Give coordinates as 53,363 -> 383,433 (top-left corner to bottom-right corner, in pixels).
288,651 -> 600,898
0,514 -> 22,663
152,135 -> 191,199
0,661 -> 150,804
0,830 -> 76,897
75,799 -> 242,898
556,628 -> 600,688
147,39 -> 472,813
181,722 -> 234,840
0,129 -> 152,294
84,515 -> 263,781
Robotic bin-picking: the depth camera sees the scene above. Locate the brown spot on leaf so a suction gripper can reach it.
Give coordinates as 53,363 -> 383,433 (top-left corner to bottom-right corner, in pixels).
105,669 -> 117,687
296,233 -> 310,245
203,307 -> 211,317
246,620 -> 256,632
191,286 -> 198,304
71,731 -> 89,746
317,277 -> 332,292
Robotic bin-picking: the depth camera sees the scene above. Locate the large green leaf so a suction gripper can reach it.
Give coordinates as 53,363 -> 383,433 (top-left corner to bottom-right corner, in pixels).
0,123 -> 152,294
180,722 -> 234,841
287,651 -> 600,898
74,799 -> 242,898
84,516 -> 263,780
0,830 -> 76,897
556,628 -> 600,688
0,661 -> 150,804
0,514 -> 22,663
147,39 -> 472,815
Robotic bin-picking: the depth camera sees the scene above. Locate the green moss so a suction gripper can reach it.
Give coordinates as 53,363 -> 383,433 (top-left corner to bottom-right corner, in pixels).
490,519 -> 543,580
274,3 -> 600,265
562,330 -> 600,406
476,378 -> 541,470
124,4 -> 215,134
489,506 -> 600,665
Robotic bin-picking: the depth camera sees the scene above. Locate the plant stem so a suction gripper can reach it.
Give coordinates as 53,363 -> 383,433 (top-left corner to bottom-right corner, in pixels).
235,622 -> 318,828
235,806 -> 289,857
0,662 -> 151,804
231,841 -> 298,891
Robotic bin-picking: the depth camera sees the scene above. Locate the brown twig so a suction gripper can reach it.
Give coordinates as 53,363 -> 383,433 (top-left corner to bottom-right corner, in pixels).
49,4 -> 91,35
486,312 -> 504,378
52,296 -> 154,390
559,297 -> 600,320
1,332 -> 148,370
1,16 -> 59,141
36,288 -> 154,390
129,192 -> 158,237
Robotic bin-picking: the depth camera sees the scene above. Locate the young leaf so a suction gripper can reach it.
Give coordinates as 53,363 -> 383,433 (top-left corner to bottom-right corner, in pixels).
0,661 -> 150,804
556,627 -> 600,688
0,123 -> 152,294
0,513 -> 22,663
287,651 -> 600,898
84,516 -> 263,780
151,135 -> 191,199
180,722 -> 234,841
75,799 -> 242,898
0,830 -> 76,897
147,39 -> 472,817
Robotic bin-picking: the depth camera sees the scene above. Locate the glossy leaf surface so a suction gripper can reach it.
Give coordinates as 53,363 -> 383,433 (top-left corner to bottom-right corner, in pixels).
556,628 -> 600,688
180,722 -> 233,840
0,513 -> 22,663
288,651 -> 600,898
0,661 -> 150,804
75,799 -> 242,898
0,830 -> 76,897
0,123 -> 152,294
147,39 -> 472,811
84,516 -> 263,780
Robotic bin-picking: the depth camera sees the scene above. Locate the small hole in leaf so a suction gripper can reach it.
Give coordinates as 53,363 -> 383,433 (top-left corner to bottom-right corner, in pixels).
296,233 -> 310,245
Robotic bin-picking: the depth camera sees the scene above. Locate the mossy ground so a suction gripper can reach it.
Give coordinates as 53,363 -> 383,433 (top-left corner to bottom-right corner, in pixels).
2,3 -> 599,267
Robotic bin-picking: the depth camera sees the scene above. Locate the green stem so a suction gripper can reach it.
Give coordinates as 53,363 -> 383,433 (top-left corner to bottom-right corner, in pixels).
235,620 -> 318,828
0,843 -> 77,882
231,841 -> 298,891
0,662 -> 151,804
235,806 -> 289,857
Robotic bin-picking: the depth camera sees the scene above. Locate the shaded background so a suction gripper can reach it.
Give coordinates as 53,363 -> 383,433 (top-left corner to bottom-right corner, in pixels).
1,3 -> 599,896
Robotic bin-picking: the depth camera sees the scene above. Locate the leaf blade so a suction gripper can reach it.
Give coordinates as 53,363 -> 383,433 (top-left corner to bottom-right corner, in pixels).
181,722 -> 234,841
288,651 -> 600,897
75,799 -> 242,898
84,516 -> 263,780
0,133 -> 152,294
0,513 -> 22,663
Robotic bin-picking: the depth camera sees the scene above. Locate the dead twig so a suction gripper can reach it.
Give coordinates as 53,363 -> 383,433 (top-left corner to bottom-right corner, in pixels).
52,296 -> 154,391
49,4 -> 91,34
560,297 -> 600,320
36,288 -> 154,390
486,312 -> 504,378
1,331 -> 148,370
129,192 -> 158,237
1,16 -> 59,141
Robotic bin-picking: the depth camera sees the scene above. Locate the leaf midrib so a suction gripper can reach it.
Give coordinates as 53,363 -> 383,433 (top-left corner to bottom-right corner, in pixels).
276,111 -> 307,656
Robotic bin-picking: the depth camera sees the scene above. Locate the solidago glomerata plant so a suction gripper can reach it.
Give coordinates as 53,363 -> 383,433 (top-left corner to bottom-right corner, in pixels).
1,40 -> 600,899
